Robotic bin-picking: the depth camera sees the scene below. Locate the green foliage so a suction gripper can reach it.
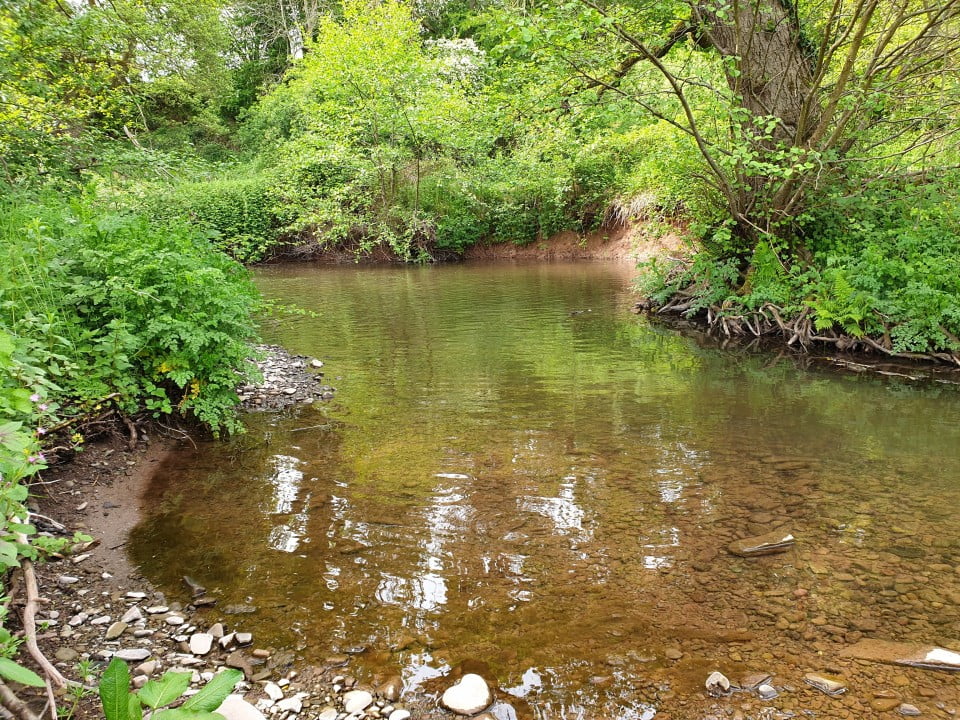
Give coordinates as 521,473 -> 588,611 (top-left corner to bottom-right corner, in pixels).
0,191 -> 261,435
99,658 -> 241,720
641,175 -> 960,354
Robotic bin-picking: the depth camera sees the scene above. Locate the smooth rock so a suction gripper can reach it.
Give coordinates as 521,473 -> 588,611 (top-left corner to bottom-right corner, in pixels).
235,632 -> 253,646
116,649 -> 151,662
441,674 -> 493,716
90,615 -> 112,626
316,709 -> 337,720
377,676 -> 403,702
264,682 -> 283,702
209,623 -> 225,639
190,633 -> 214,656
121,607 -> 143,624
757,684 -> 778,700
839,639 -> 960,671
276,697 -> 301,713
872,698 -> 902,712
343,690 -> 373,714
133,676 -> 149,689
55,647 -> 78,663
899,704 -> 921,716
166,616 -> 185,626
105,622 -> 128,640
146,606 -> 169,614
665,648 -> 683,660
57,575 -> 80,588
134,661 -> 157,677
388,712 -> 410,720
216,695 -> 268,720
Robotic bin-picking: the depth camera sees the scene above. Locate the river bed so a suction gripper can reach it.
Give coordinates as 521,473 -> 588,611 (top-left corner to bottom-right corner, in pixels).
129,262 -> 960,719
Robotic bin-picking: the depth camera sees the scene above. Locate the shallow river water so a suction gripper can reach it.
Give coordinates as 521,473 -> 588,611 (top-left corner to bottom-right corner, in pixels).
130,262 -> 960,719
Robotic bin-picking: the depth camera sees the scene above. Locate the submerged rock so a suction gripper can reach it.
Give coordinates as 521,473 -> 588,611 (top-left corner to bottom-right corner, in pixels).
441,673 -> 493,716
705,671 -> 731,697
803,672 -> 847,696
728,528 -> 795,557
839,639 -> 960,671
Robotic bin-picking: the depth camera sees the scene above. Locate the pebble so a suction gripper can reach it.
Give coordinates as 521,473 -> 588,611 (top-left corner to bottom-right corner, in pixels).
55,647 -> 78,663
166,616 -> 185,626
665,648 -> 683,660
343,690 -> 373,714
121,607 -> 144,624
57,575 -> 80,588
134,661 -> 157,677
146,606 -> 169,614
105,621 -> 128,640
264,682 -> 284,702
316,709 -> 337,720
125,592 -> 147,599
115,648 -> 152,662
441,674 -> 493,716
899,704 -> 921,716
387,712 -> 410,720
276,697 -> 302,713
236,632 -> 253,646
216,695 -> 268,720
190,633 -> 214,656
758,684 -> 779,700
68,612 -> 88,627
90,615 -> 112,626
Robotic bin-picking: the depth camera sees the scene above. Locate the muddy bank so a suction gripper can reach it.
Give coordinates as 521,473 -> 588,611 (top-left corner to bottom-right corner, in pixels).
257,222 -> 690,266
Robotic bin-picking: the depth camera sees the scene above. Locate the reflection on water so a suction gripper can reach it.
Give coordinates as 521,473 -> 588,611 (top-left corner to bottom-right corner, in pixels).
129,262 -> 960,718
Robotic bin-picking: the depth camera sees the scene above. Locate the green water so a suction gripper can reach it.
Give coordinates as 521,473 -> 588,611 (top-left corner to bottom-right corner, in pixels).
130,262 -> 960,719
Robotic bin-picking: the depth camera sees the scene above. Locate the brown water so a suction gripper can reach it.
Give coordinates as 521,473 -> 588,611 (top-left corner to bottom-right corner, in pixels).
130,262 -> 960,719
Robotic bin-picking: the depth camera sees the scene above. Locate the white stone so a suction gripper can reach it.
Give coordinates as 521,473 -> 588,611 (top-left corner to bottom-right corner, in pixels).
220,633 -> 236,649
264,682 -> 284,702
276,697 -> 301,713
216,695 -> 268,720
146,606 -> 169,614
190,633 -> 214,656
440,674 -> 493,716
68,612 -> 88,627
115,648 -> 151,662
90,615 -> 112,625
342,690 -> 373,714
388,711 -> 411,720
166,616 -> 185,626
208,623 -> 225,638
315,709 -> 337,720
126,592 -> 147,599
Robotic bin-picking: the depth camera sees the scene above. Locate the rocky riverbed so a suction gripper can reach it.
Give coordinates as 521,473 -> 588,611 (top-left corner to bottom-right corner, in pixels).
22,343 -> 960,720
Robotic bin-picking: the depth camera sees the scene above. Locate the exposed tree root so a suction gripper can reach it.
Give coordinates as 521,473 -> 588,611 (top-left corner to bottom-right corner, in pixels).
637,294 -> 960,367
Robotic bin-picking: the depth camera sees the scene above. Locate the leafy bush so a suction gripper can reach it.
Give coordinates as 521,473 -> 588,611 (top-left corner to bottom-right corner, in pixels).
1,191 -> 261,435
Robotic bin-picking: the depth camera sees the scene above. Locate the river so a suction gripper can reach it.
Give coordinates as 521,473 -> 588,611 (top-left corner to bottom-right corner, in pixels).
129,262 -> 960,719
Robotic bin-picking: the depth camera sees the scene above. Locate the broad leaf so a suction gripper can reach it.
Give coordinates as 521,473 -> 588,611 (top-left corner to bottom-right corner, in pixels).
128,692 -> 143,720
99,657 -> 131,720
137,671 -> 192,710
0,657 -> 45,687
151,709 -> 225,720
181,669 -> 243,713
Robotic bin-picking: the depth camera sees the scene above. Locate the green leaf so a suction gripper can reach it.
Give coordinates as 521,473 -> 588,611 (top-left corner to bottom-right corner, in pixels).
181,669 -> 242,713
128,692 -> 143,720
0,657 -> 45,687
137,671 -> 192,710
99,657 -> 131,720
151,710 -> 225,720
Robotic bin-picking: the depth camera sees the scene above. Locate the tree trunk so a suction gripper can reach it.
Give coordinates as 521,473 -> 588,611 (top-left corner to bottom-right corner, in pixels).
693,0 -> 820,145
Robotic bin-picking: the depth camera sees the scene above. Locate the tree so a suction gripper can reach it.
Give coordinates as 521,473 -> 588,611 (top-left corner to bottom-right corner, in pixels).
561,0 -> 960,256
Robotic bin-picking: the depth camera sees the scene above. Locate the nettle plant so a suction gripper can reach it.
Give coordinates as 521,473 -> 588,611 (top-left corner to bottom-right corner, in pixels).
99,659 -> 243,720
